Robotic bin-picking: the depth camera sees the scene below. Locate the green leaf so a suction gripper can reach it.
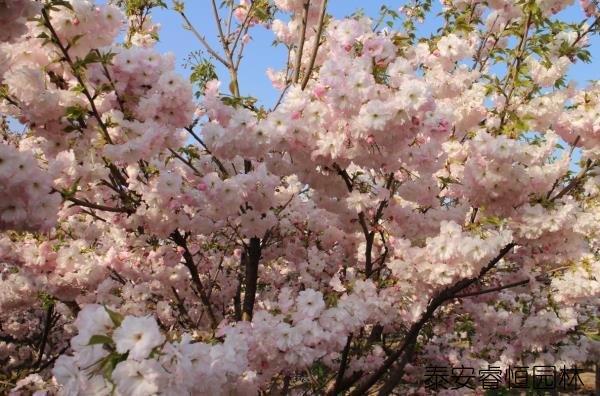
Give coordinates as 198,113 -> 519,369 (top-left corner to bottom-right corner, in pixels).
189,58 -> 217,97
38,292 -> 55,309
71,84 -> 85,94
100,352 -> 127,379
104,306 -> 123,327
69,34 -> 85,47
173,0 -> 185,13
88,334 -> 114,346
63,125 -> 80,133
64,104 -> 87,121
48,0 -> 74,11
60,178 -> 81,200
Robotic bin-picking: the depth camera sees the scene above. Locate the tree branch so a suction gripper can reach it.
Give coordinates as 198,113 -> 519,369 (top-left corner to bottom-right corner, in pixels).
293,0 -> 311,84
242,236 -> 261,321
349,243 -> 515,395
453,278 -> 530,298
171,230 -> 218,328
551,159 -> 596,201
301,0 -> 328,89
330,333 -> 353,394
34,303 -> 55,369
179,11 -> 229,66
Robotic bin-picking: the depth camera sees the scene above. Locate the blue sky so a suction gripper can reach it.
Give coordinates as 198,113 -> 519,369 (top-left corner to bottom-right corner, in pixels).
153,1 -> 413,107
150,1 -> 599,108
8,0 -> 599,155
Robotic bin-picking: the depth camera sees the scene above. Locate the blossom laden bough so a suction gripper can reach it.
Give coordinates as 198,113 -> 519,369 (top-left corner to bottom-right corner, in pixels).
0,0 -> 599,394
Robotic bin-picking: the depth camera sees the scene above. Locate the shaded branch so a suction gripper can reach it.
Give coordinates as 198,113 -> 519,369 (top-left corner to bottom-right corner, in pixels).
329,333 -> 353,395
349,243 -> 516,395
453,278 -> 530,299
242,236 -> 261,321
34,303 -> 55,369
65,195 -> 132,214
171,230 -> 218,328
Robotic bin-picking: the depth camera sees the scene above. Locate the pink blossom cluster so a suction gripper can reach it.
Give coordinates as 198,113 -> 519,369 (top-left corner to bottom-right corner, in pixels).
443,131 -> 569,215
0,0 -> 599,394
580,0 -> 600,16
53,281 -> 395,394
95,45 -> 194,162
556,82 -> 600,154
46,0 -> 123,57
0,0 -> 40,43
0,144 -> 60,231
388,221 -> 513,290
52,306 -> 255,395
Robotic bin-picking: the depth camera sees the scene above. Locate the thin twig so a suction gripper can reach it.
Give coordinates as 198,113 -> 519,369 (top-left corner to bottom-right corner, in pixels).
34,303 -> 55,369
292,0 -> 311,84
171,230 -> 218,328
179,11 -> 229,66
65,195 -> 132,213
301,0 -> 328,89
185,126 -> 230,177
453,278 -> 530,298
169,147 -> 202,176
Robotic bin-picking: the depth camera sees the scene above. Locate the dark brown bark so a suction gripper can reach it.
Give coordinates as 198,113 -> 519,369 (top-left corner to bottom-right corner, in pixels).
242,237 -> 261,321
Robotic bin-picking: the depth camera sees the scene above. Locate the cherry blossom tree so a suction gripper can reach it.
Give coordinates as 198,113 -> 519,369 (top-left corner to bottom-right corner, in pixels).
1,0 -> 599,394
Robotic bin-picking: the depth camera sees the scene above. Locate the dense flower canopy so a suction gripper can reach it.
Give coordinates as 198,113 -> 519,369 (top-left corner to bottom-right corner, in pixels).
0,0 -> 599,394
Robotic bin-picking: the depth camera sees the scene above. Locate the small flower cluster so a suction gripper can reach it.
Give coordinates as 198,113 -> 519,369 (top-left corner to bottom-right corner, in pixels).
46,0 -> 123,57
0,0 -> 599,394
0,0 -> 40,43
442,131 -> 569,215
388,221 -> 513,289
556,82 -> 600,155
54,283 -> 395,395
0,144 -> 60,231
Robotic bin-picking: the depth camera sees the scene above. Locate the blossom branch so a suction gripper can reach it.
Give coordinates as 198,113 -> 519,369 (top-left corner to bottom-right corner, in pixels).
231,1 -> 257,57
453,278 -> 530,298
41,7 -> 114,145
241,236 -> 261,321
498,9 -> 533,130
550,159 -> 597,201
185,126 -> 230,178
171,230 -> 218,328
349,243 -> 516,395
301,0 -> 328,89
64,195 -> 132,214
293,0 -> 311,84
168,148 -> 202,176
